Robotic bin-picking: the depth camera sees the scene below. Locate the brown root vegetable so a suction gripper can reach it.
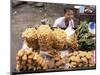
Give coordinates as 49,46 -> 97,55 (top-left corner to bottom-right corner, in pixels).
16,61 -> 21,65
69,62 -> 77,68
86,53 -> 92,60
81,57 -> 88,64
88,59 -> 95,67
27,64 -> 33,70
17,49 -> 25,57
16,64 -> 22,71
75,56 -> 81,63
28,54 -> 34,59
22,54 -> 27,61
67,51 -> 96,68
16,56 -> 21,61
21,60 -> 26,65
43,64 -> 48,70
27,59 -> 33,64
47,61 -> 55,69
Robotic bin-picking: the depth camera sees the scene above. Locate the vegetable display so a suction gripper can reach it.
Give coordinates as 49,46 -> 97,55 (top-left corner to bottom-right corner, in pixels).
66,51 -> 95,68
75,22 -> 95,51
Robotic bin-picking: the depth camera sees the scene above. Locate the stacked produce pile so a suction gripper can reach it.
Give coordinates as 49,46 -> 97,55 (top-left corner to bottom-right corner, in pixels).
16,48 -> 48,72
22,28 -> 38,49
47,50 -> 66,69
53,28 -> 67,50
66,51 -> 95,68
37,25 -> 53,51
75,22 -> 95,51
15,24 -> 96,72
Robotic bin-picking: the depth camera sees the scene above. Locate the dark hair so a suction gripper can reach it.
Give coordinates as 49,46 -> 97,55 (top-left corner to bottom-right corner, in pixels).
64,6 -> 75,14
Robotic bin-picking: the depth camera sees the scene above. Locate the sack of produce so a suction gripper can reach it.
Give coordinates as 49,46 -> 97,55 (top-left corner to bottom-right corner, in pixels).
53,28 -> 67,50
37,25 -> 53,51
22,28 -> 39,50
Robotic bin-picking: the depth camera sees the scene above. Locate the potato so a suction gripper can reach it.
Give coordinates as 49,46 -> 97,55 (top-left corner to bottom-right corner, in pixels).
81,57 -> 88,63
16,56 -> 21,61
22,54 -> 27,61
28,54 -> 34,59
27,59 -> 33,64
43,64 -> 48,70
33,67 -> 36,71
75,56 -> 81,63
16,61 -> 21,65
78,63 -> 83,67
86,53 -> 92,60
73,51 -> 78,56
21,60 -> 26,65
70,56 -> 76,62
70,62 -> 77,68
88,51 -> 93,56
89,59 -> 95,66
47,61 -> 55,69
38,58 -> 43,65
16,64 -> 22,71
28,65 -> 33,70
41,60 -> 45,67
33,53 -> 38,60
36,66 -> 41,70
17,49 -> 25,57
36,56 -> 41,63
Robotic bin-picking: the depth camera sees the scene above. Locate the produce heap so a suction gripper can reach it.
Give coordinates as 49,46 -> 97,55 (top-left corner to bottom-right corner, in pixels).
75,22 -> 95,51
16,48 -> 48,71
66,51 -> 95,68
15,24 -> 96,72
16,25 -> 68,71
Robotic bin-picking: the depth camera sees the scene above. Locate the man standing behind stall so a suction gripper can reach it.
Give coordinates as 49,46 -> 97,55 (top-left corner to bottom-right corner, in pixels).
53,7 -> 77,30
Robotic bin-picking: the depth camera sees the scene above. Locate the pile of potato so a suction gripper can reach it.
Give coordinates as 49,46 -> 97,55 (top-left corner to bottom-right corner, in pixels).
37,25 -> 54,51
67,51 -> 95,68
53,28 -> 67,50
47,50 -> 66,69
16,48 -> 48,72
22,28 -> 39,49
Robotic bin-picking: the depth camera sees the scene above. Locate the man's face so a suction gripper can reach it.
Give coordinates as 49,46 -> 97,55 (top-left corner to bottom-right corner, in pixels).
64,10 -> 74,20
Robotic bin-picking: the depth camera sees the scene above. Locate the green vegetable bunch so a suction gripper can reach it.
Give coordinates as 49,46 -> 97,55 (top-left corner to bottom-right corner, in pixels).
75,21 -> 95,51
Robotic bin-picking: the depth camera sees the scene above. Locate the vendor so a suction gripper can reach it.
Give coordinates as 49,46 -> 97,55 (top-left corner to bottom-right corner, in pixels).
53,7 -> 77,29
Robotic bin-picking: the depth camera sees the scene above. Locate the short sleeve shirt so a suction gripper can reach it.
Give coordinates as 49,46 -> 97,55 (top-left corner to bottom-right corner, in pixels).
53,17 -> 74,28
